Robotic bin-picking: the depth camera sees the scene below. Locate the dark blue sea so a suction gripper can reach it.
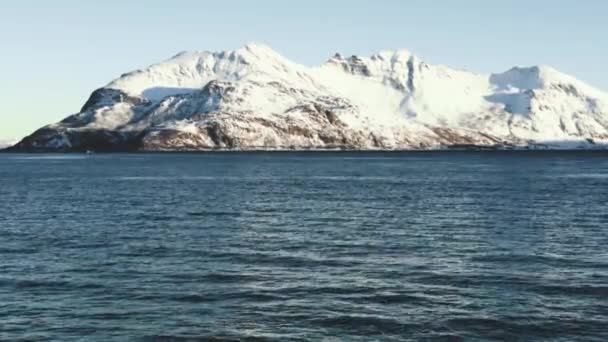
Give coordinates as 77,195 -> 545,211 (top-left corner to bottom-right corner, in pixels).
1,152 -> 607,341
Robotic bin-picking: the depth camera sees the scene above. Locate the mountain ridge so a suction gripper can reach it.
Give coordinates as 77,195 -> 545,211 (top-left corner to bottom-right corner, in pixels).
8,43 -> 608,152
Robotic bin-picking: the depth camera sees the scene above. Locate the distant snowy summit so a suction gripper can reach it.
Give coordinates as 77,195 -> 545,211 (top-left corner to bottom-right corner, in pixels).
0,139 -> 16,149
8,43 -> 608,152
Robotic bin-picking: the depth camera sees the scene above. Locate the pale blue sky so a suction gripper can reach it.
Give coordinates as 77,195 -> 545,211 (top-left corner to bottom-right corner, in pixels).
1,0 -> 606,140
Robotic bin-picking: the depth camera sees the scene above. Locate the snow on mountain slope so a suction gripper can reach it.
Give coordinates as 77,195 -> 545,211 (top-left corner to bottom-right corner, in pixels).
318,52 -> 608,142
10,43 -> 608,152
107,43 -> 322,100
317,51 -> 493,131
0,139 -> 16,149
488,66 -> 608,141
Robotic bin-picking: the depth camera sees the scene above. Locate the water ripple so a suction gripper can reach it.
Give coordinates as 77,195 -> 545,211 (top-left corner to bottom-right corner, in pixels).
1,152 -> 607,340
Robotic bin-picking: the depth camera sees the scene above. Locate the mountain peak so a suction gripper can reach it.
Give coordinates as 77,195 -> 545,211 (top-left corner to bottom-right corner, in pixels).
233,42 -> 293,65
242,42 -> 275,54
371,49 -> 413,60
106,43 -> 304,101
490,64 -> 607,98
326,49 -> 415,64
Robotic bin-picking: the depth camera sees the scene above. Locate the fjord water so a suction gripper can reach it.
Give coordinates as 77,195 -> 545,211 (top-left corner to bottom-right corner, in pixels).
1,152 -> 607,341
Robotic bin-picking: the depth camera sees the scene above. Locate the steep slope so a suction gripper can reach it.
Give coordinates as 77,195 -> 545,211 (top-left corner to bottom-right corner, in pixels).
10,43 -> 608,152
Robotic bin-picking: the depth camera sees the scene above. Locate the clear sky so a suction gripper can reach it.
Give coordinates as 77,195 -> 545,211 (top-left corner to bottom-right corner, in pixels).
1,0 -> 606,141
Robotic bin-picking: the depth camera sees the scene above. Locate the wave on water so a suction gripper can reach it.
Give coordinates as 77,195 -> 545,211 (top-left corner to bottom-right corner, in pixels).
10,156 -> 89,161
558,173 -> 608,179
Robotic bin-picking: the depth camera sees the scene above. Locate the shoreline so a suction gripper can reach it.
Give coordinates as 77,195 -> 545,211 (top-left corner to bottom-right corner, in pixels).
3,147 -> 608,154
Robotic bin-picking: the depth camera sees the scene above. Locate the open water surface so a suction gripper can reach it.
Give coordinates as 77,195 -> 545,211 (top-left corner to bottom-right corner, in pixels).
1,152 -> 607,341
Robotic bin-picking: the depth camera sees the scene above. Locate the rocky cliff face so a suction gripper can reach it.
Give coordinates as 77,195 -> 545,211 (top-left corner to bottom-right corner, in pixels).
9,43 -> 608,152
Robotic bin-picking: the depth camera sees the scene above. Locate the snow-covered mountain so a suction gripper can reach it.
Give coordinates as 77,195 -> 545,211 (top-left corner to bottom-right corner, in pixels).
0,139 -> 16,149
9,43 -> 608,151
